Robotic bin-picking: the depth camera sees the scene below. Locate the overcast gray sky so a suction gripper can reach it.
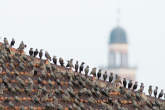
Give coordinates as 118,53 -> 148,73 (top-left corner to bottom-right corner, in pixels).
0,0 -> 165,91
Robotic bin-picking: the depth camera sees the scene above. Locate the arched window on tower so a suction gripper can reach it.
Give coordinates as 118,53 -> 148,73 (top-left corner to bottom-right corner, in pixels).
116,52 -> 121,67
109,51 -> 116,67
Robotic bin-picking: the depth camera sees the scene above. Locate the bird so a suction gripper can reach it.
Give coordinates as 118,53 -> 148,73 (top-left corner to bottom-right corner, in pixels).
34,49 -> 38,57
75,61 -> 79,72
66,59 -> 74,68
79,62 -> 85,73
123,78 -> 127,88
97,69 -> 102,80
39,49 -> 43,59
148,85 -> 152,97
154,86 -> 158,98
139,83 -> 144,92
45,51 -> 51,61
103,71 -> 107,81
91,68 -> 96,77
70,59 -> 74,68
53,56 -> 57,65
10,38 -> 15,47
59,57 -> 64,67
158,89 -> 164,99
29,48 -> 33,56
18,41 -> 26,51
128,80 -> 133,89
109,72 -> 113,83
133,81 -> 138,91
84,65 -> 89,77
66,60 -> 70,68
4,37 -> 9,46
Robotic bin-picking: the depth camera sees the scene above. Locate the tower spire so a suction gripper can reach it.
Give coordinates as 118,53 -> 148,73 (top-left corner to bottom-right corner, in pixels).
116,0 -> 121,26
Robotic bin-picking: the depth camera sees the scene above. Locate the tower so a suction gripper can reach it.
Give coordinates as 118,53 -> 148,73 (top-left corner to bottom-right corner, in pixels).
108,26 -> 136,80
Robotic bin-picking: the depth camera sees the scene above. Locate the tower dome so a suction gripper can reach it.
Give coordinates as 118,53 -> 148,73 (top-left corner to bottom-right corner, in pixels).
109,26 -> 128,44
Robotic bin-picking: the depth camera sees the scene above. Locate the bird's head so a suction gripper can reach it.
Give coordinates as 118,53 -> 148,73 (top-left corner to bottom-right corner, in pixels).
156,86 -> 158,89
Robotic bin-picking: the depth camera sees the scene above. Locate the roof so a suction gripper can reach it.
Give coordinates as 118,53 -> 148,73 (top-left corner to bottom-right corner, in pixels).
109,26 -> 128,44
0,40 -> 164,110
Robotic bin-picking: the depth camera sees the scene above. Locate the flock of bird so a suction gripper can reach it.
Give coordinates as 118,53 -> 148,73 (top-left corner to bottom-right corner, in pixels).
2,37 -> 165,100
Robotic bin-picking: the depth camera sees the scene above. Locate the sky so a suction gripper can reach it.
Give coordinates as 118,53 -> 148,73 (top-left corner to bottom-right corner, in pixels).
0,0 -> 165,92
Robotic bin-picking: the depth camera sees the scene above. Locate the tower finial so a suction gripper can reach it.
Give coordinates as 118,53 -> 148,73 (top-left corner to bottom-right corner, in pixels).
116,0 -> 121,26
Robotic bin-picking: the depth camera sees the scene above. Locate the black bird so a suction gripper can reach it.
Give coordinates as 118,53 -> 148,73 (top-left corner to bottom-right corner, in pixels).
75,61 -> 79,72
158,89 -> 164,99
133,81 -> 138,91
103,71 -> 107,81
39,49 -> 43,59
34,49 -> 38,57
139,83 -> 144,92
53,56 -> 57,65
59,57 -> 64,67
45,51 -> 51,61
128,80 -> 133,89
123,78 -> 127,88
109,72 -> 113,83
66,60 -> 70,68
84,65 -> 89,77
154,86 -> 158,98
97,69 -> 102,80
29,48 -> 33,56
91,68 -> 96,77
148,85 -> 152,97
4,37 -> 9,46
79,62 -> 85,73
10,38 -> 15,47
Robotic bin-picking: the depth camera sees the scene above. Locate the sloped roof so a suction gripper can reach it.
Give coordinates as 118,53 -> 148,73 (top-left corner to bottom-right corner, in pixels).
0,41 -> 164,110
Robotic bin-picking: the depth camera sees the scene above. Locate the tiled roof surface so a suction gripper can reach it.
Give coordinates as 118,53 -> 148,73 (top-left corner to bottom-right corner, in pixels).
0,40 -> 164,110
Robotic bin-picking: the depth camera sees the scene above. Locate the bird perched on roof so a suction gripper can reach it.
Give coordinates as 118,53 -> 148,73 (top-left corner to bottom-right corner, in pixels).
128,80 -> 133,89
69,59 -> 74,68
84,65 -> 89,77
10,38 -> 15,47
103,71 -> 107,81
4,37 -> 9,46
39,49 -> 43,59
133,81 -> 138,91
109,72 -> 113,83
148,85 -> 152,97
34,49 -> 38,57
59,57 -> 64,67
91,68 -> 96,77
154,86 -> 158,98
114,74 -> 122,86
139,83 -> 144,92
79,62 -> 85,73
75,61 -> 79,72
97,69 -> 102,80
123,78 -> 127,88
29,48 -> 33,56
53,56 -> 57,65
45,51 -> 51,61
158,89 -> 164,99
18,41 -> 26,50
66,59 -> 74,69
